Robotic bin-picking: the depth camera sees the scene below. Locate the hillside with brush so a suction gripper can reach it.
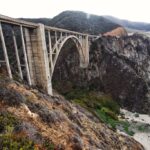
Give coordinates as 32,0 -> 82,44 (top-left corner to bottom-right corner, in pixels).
0,76 -> 144,149
21,11 -> 120,35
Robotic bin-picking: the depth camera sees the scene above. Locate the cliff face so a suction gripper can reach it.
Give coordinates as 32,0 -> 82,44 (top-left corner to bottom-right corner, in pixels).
89,34 -> 150,113
0,78 -> 144,150
53,34 -> 150,114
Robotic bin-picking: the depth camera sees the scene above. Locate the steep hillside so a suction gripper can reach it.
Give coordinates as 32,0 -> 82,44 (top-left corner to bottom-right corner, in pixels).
49,11 -> 120,34
0,77 -> 144,150
104,16 -> 150,31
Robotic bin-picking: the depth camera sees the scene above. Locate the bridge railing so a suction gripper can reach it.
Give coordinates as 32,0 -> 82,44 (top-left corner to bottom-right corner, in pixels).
0,14 -> 37,28
45,25 -> 87,36
0,14 -> 38,85
44,25 -> 90,74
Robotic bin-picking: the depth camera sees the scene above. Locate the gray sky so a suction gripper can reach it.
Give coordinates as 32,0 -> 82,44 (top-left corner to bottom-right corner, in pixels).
0,0 -> 150,22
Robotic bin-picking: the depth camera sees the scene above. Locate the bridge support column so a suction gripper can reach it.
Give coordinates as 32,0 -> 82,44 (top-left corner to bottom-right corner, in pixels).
80,35 -> 89,68
25,24 -> 52,95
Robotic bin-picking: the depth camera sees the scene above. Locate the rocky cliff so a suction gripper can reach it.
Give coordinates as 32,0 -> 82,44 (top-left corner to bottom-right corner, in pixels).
53,33 -> 150,114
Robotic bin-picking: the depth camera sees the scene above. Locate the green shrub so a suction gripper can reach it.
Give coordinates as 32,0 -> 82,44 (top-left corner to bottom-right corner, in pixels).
90,94 -> 120,114
73,99 -> 87,108
0,112 -> 35,149
0,112 -> 19,133
95,108 -> 118,129
118,121 -> 135,136
43,139 -> 54,150
0,112 -> 54,150
0,134 -> 35,150
65,88 -> 88,100
101,107 -> 118,120
127,130 -> 135,136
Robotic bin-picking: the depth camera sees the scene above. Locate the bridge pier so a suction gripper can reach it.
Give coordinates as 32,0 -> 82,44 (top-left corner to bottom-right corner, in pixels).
25,24 -> 52,95
79,35 -> 89,68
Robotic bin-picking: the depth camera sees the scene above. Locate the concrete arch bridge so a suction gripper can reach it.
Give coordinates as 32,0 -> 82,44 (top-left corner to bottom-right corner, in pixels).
0,14 -> 99,95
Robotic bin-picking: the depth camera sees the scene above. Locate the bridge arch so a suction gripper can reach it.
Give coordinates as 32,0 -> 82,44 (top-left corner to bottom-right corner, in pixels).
50,35 -> 85,77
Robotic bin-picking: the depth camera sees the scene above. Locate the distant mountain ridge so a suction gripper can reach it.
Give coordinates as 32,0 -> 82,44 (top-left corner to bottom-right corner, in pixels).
21,11 -> 121,35
104,16 -> 150,31
20,11 -> 150,34
49,11 -> 120,34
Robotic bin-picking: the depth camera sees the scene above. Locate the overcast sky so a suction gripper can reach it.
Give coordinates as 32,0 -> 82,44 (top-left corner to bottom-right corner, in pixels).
0,0 -> 150,22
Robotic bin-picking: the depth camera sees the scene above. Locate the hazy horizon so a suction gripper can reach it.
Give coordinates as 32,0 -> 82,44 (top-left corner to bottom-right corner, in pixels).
0,0 -> 150,23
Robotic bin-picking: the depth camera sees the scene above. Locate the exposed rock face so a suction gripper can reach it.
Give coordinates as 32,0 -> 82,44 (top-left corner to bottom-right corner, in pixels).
53,34 -> 150,114
89,34 -> 150,113
0,79 -> 144,149
103,27 -> 127,37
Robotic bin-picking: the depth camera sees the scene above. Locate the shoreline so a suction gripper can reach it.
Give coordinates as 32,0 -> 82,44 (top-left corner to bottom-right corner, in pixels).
119,109 -> 150,150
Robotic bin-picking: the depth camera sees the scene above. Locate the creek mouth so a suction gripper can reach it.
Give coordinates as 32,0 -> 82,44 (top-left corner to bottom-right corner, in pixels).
118,109 -> 150,150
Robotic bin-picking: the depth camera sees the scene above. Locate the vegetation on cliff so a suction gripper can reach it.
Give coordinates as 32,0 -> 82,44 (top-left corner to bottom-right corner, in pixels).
0,111 -> 54,150
53,83 -> 136,136
0,77 -> 144,149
